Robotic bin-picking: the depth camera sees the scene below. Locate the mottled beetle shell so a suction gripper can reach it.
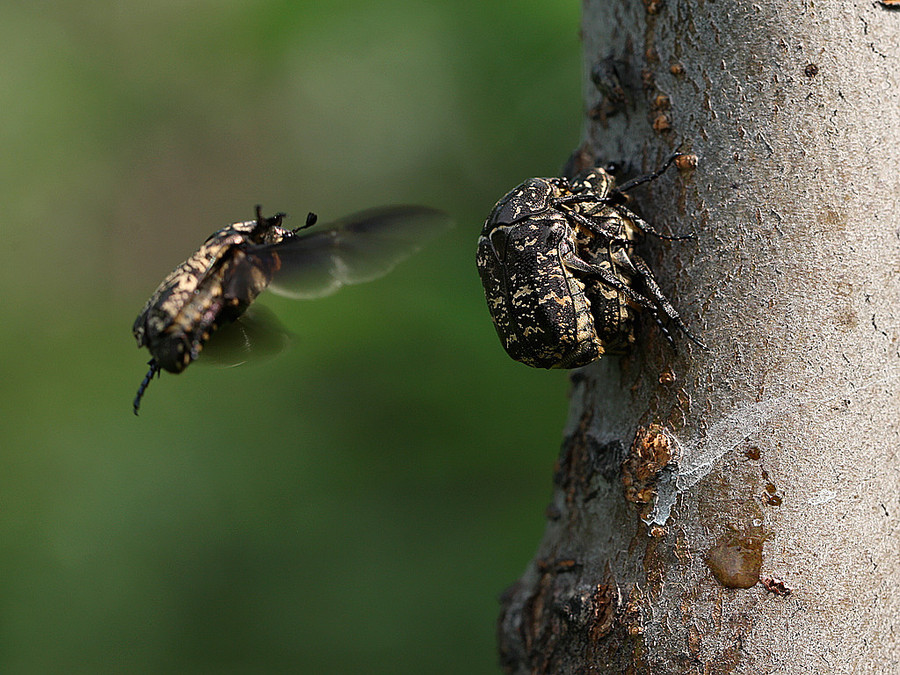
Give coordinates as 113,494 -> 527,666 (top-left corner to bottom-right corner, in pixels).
133,216 -> 291,373
476,168 -> 640,369
478,212 -> 598,368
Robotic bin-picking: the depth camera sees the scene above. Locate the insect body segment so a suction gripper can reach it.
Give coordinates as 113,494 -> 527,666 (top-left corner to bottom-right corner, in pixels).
476,156 -> 701,369
133,205 -> 450,414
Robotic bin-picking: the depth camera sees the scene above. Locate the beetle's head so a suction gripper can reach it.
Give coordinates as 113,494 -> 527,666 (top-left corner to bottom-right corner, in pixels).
240,206 -> 292,245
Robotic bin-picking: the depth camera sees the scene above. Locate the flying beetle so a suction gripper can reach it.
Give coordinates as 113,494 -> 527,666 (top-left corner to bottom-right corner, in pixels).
133,205 -> 451,414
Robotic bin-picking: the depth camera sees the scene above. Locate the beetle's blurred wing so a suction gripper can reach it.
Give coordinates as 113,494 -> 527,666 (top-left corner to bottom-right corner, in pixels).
264,206 -> 452,300
199,305 -> 292,368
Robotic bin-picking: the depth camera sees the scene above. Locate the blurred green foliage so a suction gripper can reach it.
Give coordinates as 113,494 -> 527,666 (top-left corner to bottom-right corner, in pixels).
0,1 -> 583,672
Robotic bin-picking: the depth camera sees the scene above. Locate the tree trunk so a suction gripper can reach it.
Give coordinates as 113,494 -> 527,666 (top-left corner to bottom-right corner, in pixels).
497,0 -> 900,672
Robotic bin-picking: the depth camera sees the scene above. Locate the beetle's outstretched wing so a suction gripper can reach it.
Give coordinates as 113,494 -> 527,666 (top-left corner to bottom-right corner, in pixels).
260,205 -> 452,300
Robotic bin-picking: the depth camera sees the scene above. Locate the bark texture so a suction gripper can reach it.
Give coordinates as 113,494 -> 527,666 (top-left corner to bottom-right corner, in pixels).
498,0 -> 900,672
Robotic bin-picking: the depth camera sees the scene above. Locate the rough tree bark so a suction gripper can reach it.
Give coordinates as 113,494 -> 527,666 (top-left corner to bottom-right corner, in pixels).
498,0 -> 900,672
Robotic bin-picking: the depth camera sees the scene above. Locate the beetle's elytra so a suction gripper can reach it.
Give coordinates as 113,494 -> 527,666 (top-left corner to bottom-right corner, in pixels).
476,153 -> 703,369
133,205 -> 451,414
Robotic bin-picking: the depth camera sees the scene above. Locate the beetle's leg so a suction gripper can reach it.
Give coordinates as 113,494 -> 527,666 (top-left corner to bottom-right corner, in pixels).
133,359 -> 161,415
558,205 -> 633,245
613,151 -> 681,194
555,193 -> 625,210
564,248 -> 685,347
615,205 -> 693,241
629,253 -> 708,349
555,194 -> 598,206
565,251 -> 680,346
562,251 -> 659,315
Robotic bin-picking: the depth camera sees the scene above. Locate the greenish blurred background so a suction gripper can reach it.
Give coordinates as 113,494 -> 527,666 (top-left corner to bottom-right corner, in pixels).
0,1 -> 583,672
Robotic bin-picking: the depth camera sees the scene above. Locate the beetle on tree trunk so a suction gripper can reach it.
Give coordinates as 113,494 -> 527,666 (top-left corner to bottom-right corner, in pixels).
476,153 -> 703,368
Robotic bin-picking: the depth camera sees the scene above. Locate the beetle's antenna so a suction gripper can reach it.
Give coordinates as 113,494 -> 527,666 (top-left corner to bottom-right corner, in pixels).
133,359 -> 160,416
291,211 -> 317,234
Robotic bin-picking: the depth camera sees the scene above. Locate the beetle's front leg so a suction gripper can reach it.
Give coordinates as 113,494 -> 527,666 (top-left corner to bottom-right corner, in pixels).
616,204 -> 692,241
613,151 -> 681,194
